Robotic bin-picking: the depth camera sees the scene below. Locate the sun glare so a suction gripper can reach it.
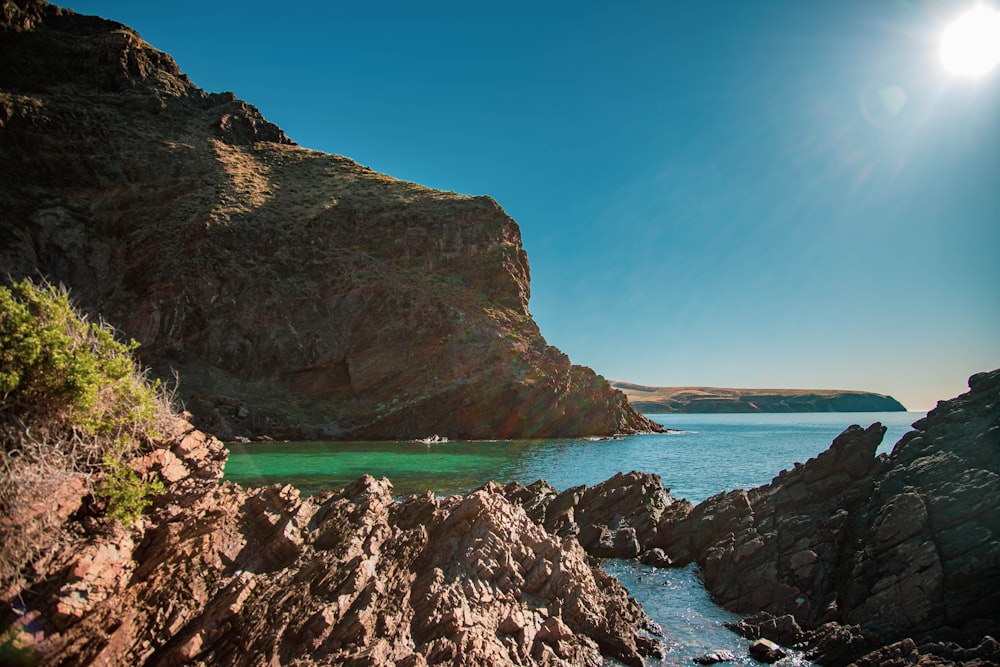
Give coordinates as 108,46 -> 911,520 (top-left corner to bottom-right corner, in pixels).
940,5 -> 1000,77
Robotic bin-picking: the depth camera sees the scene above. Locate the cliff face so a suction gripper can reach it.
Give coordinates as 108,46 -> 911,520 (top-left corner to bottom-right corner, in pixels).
658,369 -> 1000,665
612,383 -> 907,413
0,0 -> 661,440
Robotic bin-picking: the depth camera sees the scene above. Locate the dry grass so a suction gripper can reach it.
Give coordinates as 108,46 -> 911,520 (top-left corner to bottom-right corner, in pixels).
0,280 -> 178,596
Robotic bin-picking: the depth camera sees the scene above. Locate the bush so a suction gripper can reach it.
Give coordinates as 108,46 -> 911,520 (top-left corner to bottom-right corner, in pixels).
1,279 -> 174,590
98,454 -> 167,525
0,279 -> 159,437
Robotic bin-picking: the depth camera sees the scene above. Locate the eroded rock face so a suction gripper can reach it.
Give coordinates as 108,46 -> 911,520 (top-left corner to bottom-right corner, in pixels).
0,0 -> 662,440
493,471 -> 692,562
659,369 -> 1000,665
4,420 -> 662,667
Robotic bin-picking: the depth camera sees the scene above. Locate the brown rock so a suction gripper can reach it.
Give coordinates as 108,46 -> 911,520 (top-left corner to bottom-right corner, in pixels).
0,0 -> 661,441
497,471 -> 691,560
748,638 -> 786,663
656,369 -> 1000,666
4,414 -> 662,666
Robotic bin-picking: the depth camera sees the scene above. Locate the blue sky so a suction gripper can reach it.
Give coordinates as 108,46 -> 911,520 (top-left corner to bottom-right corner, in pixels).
68,1 -> 998,410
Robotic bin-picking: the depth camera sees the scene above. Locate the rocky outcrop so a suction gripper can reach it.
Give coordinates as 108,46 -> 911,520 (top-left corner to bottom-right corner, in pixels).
3,417 -> 663,666
613,383 -> 906,413
492,471 -> 692,562
658,369 -> 1000,665
0,0 -> 662,440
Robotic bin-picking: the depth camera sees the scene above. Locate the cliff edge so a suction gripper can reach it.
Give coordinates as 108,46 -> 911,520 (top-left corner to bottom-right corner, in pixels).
0,0 -> 662,440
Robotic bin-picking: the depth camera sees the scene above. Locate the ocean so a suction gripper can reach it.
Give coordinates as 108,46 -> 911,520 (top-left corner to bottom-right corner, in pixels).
223,411 -> 924,665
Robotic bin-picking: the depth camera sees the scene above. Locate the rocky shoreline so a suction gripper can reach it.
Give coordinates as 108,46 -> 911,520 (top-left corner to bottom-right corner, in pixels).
2,416 -> 664,666
656,368 -> 1000,666
4,370 -> 997,665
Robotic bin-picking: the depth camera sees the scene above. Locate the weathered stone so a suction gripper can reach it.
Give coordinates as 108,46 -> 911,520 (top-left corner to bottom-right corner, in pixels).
497,471 -> 690,561
639,548 -> 672,568
0,0 -> 662,442
748,638 -> 785,663
726,612 -> 804,647
3,410 -> 663,666
693,649 -> 737,664
656,369 -> 1000,666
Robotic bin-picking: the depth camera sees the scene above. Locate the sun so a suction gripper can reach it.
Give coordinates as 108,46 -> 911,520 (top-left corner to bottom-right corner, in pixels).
940,5 -> 1000,77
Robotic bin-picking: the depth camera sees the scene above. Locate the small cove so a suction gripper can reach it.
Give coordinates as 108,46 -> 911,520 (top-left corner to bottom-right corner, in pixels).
224,411 -> 923,665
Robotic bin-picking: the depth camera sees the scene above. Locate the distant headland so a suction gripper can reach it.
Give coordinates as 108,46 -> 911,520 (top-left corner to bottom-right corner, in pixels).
612,382 -> 906,413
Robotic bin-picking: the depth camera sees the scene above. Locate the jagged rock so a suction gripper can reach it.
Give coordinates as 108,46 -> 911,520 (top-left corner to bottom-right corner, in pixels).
725,612 -> 805,647
803,622 -> 878,666
848,635 -> 1000,667
657,369 -> 1000,666
3,417 -> 663,666
748,638 -> 785,663
692,649 -> 736,664
0,0 -> 662,441
493,472 -> 692,561
638,548 -> 672,568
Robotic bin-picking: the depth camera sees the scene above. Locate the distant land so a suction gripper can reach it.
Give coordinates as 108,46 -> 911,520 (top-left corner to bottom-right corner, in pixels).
612,382 -> 906,413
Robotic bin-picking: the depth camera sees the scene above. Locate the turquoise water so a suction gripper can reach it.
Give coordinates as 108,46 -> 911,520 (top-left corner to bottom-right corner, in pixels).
224,412 -> 922,503
223,411 -> 924,665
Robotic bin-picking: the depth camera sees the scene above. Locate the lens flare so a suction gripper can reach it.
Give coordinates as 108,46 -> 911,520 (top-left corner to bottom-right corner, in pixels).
940,5 -> 1000,77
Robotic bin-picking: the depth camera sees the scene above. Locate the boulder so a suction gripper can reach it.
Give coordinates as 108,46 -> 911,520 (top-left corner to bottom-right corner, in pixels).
748,638 -> 786,663
693,649 -> 737,664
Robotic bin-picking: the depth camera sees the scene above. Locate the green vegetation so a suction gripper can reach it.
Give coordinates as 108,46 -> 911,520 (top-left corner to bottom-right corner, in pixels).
98,454 -> 166,525
1,279 -> 173,588
0,279 -> 159,435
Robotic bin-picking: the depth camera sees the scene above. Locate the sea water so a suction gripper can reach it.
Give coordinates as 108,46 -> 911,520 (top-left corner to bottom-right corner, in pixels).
223,411 -> 923,665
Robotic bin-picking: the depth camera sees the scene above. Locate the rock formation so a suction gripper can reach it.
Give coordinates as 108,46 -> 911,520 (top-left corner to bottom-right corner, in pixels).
492,472 -> 691,563
3,415 -> 663,666
494,371 -> 998,665
613,383 -> 906,413
0,0 -> 661,440
658,369 -> 1000,665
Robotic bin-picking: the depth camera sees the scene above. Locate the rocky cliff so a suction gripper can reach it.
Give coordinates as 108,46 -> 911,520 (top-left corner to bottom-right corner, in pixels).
505,372 -> 999,664
613,382 -> 906,413
657,369 -> 1000,665
0,0 -> 661,440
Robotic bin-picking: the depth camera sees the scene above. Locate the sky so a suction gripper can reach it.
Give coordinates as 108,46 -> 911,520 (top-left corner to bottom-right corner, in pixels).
67,1 -> 999,411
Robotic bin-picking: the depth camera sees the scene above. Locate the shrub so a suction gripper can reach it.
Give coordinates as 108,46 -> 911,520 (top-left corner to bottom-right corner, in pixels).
0,279 -> 160,437
1,279 -> 174,591
98,454 -> 166,525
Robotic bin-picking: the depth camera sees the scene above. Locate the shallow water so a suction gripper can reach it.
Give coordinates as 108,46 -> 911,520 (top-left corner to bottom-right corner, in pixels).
605,560 -> 813,666
224,411 -> 921,503
223,411 -> 923,665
